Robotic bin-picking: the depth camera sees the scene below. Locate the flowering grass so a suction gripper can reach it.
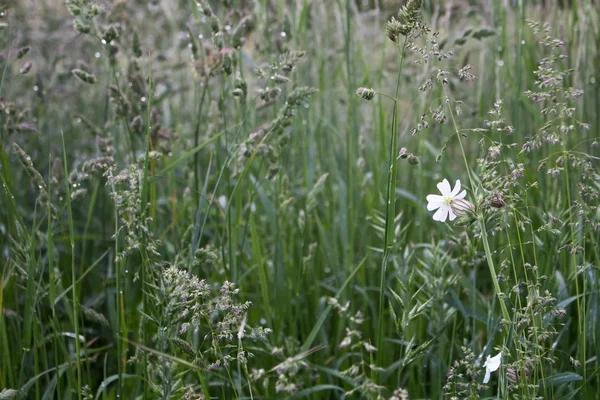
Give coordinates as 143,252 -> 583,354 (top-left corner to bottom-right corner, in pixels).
0,0 -> 599,399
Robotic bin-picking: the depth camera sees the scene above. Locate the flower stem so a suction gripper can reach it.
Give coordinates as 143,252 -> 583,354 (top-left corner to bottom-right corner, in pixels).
442,87 -> 511,329
479,219 -> 511,326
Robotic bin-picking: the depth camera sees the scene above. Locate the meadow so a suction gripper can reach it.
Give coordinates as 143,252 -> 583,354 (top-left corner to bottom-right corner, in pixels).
0,0 -> 599,398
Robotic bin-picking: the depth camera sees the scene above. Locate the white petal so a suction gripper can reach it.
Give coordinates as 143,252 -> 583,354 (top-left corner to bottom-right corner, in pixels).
426,195 -> 444,210
437,179 -> 451,196
482,352 -> 502,384
455,190 -> 467,199
448,207 -> 457,221
483,369 -> 491,384
450,180 -> 462,197
486,352 -> 502,371
432,205 -> 449,222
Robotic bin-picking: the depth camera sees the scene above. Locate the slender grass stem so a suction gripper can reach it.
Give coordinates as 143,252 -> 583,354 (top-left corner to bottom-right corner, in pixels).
376,38 -> 407,380
61,132 -> 82,400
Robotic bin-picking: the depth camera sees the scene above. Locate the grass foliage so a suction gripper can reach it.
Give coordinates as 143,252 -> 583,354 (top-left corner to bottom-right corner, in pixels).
0,0 -> 599,398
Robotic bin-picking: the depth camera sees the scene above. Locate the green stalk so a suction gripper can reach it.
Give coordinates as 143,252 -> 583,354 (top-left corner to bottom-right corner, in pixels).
193,77 -> 209,204
61,132 -> 82,400
108,169 -> 124,397
442,87 -> 511,327
563,147 -> 584,381
140,60 -> 154,400
376,38 -> 407,378
344,0 -> 356,280
478,221 -> 511,326
219,76 -> 236,282
111,68 -> 137,163
47,156 -> 63,399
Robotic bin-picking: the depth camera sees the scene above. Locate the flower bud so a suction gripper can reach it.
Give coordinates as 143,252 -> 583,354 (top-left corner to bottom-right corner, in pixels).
399,147 -> 408,159
491,197 -> 506,208
506,367 -> 518,385
450,198 -> 474,217
407,154 -> 419,165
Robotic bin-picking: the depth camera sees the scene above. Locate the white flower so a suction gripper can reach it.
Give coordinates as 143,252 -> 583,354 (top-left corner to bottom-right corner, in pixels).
483,352 -> 502,384
426,179 -> 472,222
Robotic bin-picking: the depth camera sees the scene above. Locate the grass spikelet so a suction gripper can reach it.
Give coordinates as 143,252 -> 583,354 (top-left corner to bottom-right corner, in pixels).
16,46 -> 31,59
12,143 -> 51,205
356,87 -> 375,100
19,61 -> 32,74
387,0 -> 423,41
71,68 -> 97,84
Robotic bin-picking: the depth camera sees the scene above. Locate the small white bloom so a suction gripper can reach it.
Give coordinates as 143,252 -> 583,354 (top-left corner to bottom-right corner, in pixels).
483,352 -> 502,384
426,179 -> 469,222
218,195 -> 227,210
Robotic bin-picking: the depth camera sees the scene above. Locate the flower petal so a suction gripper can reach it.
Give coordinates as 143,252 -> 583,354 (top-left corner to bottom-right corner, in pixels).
450,180 -> 462,197
486,353 -> 502,371
432,205 -> 449,222
455,190 -> 467,199
483,369 -> 491,384
426,195 -> 444,210
437,179 -> 451,196
448,207 -> 457,221
482,352 -> 502,384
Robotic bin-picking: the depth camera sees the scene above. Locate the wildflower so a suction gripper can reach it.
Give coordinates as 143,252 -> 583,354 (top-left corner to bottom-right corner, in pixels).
483,352 -> 502,384
426,179 -> 473,222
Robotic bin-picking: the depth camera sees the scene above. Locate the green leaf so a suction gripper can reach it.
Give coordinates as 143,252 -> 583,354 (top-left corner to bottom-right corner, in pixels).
301,257 -> 367,352
290,384 -> 345,399
542,372 -> 583,387
95,374 -> 143,400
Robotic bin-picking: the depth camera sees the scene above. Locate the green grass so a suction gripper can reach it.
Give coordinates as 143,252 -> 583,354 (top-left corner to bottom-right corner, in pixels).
0,0 -> 599,399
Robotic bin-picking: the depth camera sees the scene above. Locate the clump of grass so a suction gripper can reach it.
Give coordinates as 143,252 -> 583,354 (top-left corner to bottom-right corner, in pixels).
0,1 -> 598,399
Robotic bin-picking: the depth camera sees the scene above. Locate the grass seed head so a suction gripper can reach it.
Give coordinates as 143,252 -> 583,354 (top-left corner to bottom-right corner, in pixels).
72,68 -> 96,84
356,87 -> 375,100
